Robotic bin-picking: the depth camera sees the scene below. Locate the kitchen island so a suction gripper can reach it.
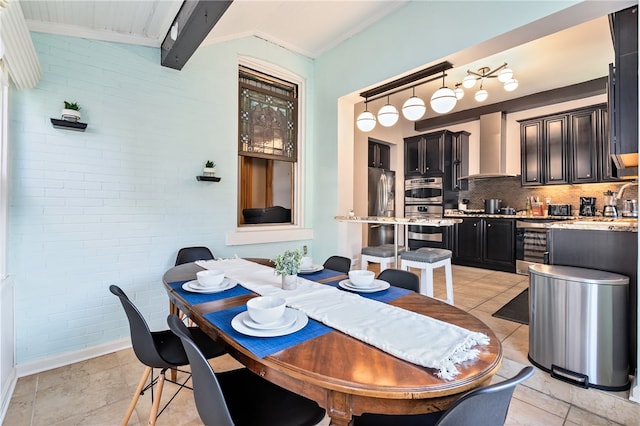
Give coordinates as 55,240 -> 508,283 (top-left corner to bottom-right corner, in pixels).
335,215 -> 462,264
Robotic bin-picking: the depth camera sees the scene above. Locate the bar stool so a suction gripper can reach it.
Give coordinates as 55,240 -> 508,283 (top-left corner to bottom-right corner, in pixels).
360,244 -> 402,272
400,248 -> 454,305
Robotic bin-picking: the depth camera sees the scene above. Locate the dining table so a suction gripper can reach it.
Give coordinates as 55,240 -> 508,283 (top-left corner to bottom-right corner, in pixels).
162,259 -> 502,426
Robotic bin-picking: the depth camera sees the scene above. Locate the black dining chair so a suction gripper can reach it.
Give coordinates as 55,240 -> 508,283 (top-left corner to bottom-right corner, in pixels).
175,246 -> 215,266
354,366 -> 534,426
109,285 -> 226,426
323,255 -> 351,273
167,314 -> 326,426
377,268 -> 420,293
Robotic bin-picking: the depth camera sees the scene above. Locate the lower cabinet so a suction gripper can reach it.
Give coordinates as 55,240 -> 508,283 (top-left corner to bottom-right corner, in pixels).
453,218 -> 515,272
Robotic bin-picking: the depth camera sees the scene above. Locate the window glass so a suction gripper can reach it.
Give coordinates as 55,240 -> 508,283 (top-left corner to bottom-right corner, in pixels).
238,66 -> 298,226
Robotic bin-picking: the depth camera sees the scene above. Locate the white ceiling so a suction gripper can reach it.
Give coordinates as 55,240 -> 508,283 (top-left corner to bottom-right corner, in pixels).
19,1 -> 625,111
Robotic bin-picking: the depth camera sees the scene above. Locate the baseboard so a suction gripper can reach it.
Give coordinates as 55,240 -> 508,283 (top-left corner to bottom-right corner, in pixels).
0,367 -> 17,425
15,338 -> 131,378
630,370 -> 640,403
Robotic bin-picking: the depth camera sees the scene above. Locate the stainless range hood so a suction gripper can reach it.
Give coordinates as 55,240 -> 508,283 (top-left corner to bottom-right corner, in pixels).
459,111 -> 518,179
611,152 -> 639,179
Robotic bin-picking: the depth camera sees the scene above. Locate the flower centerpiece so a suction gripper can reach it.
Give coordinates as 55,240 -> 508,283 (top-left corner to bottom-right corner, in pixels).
273,249 -> 302,290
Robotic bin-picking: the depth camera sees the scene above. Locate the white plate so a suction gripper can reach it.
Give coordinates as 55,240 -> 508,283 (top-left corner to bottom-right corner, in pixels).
339,279 -> 390,293
182,278 -> 236,293
231,309 -> 308,337
298,264 -> 324,274
242,307 -> 298,330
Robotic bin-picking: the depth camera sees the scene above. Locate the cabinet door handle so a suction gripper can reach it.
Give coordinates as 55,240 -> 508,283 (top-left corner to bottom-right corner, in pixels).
473,223 -> 477,227
487,224 -> 492,227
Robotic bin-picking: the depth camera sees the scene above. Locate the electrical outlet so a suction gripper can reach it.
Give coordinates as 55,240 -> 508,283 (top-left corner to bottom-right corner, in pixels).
303,245 -> 308,255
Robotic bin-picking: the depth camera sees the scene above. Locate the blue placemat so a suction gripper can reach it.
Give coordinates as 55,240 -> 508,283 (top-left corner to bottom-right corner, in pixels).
298,268 -> 344,281
324,277 -> 411,303
204,305 -> 332,358
169,280 -> 252,305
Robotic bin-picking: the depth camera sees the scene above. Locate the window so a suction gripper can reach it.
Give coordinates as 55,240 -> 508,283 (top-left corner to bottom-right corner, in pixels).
238,65 -> 297,226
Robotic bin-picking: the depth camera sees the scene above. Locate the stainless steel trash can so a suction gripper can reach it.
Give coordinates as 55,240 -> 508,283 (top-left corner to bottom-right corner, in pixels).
528,264 -> 629,390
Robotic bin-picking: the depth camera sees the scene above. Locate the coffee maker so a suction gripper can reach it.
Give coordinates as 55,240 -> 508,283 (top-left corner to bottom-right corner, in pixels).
579,197 -> 596,216
602,190 -> 618,218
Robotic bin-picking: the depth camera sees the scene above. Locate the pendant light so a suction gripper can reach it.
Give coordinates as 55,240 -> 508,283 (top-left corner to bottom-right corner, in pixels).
402,87 -> 426,121
462,74 -> 477,89
377,96 -> 399,127
474,81 -> 488,102
430,71 -> 457,114
356,99 -> 376,132
504,78 -> 519,92
454,84 -> 464,100
497,66 -> 513,83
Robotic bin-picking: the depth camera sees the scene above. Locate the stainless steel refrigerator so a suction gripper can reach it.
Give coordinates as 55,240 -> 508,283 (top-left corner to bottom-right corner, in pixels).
367,167 -> 395,246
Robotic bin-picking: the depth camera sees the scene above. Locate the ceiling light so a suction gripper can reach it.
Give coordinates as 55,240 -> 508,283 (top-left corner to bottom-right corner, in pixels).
430,71 -> 457,114
454,85 -> 464,100
377,97 -> 399,127
462,74 -> 477,89
402,88 -> 426,121
356,100 -> 376,132
497,67 -> 513,82
474,88 -> 488,102
504,78 -> 519,92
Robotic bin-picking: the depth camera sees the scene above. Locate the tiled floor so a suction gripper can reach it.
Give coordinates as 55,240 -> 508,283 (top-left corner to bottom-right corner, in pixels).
4,265 -> 639,425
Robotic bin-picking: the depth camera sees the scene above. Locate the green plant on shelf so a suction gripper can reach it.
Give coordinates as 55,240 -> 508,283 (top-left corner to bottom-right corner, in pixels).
205,160 -> 216,168
63,101 -> 80,111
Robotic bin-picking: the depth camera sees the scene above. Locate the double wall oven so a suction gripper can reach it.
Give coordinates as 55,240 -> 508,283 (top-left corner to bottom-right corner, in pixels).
404,177 -> 450,248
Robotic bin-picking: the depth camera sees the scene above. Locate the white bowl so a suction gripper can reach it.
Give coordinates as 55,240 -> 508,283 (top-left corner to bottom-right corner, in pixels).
348,270 -> 375,287
196,269 -> 225,288
301,256 -> 313,269
246,296 -> 286,324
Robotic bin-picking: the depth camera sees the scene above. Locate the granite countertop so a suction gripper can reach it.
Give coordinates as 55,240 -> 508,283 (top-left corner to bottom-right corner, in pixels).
546,218 -> 638,232
335,215 -> 462,226
444,209 -> 573,220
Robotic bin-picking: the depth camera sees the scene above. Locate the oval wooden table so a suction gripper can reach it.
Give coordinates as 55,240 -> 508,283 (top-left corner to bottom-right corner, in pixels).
163,262 -> 503,426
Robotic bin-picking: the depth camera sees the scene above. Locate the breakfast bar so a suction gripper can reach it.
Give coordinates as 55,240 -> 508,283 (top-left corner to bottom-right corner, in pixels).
335,215 -> 462,264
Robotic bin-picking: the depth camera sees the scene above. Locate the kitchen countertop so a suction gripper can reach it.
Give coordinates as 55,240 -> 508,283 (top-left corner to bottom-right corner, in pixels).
335,215 -> 462,226
444,209 -> 574,220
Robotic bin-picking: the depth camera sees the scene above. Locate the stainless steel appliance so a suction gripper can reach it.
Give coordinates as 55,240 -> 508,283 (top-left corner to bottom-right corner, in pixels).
404,177 -> 443,204
579,197 -> 596,216
548,204 -> 571,216
602,190 -> 618,218
515,220 -> 550,275
528,264 -> 629,390
367,168 -> 395,246
622,199 -> 638,217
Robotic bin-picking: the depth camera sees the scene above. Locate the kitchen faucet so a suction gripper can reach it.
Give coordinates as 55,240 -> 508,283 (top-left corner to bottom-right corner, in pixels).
615,181 -> 639,201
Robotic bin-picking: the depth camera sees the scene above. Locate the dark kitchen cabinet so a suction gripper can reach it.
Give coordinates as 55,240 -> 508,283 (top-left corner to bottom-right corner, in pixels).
609,6 -> 638,166
451,131 -> 470,191
404,131 -> 448,177
368,140 -> 390,169
453,218 -> 515,273
520,104 -> 614,186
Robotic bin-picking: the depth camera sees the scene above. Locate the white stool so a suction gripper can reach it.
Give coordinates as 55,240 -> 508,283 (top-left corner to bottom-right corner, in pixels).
360,244 -> 401,272
400,248 -> 454,305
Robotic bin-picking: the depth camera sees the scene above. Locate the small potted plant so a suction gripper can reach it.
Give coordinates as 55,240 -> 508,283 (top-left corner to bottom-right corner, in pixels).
61,101 -> 81,122
273,249 -> 302,290
203,160 -> 216,176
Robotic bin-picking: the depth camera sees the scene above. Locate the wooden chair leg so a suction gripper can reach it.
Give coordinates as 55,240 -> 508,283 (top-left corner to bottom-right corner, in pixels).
147,370 -> 166,426
121,366 -> 151,426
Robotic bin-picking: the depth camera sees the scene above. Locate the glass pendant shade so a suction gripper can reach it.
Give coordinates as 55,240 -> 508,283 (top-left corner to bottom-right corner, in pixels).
474,89 -> 488,102
377,103 -> 399,127
454,87 -> 465,100
497,67 -> 513,83
430,87 -> 457,114
402,96 -> 426,121
504,78 -> 519,92
356,110 -> 376,132
462,75 -> 477,89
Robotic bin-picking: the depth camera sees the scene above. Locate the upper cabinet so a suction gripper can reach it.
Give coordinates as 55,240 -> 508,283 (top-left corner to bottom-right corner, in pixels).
451,131 -> 469,191
368,140 -> 390,169
609,6 -> 638,163
520,104 -> 615,186
404,133 -> 445,176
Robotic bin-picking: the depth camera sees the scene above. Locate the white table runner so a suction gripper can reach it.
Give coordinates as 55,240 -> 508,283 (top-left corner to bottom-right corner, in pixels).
196,258 -> 489,380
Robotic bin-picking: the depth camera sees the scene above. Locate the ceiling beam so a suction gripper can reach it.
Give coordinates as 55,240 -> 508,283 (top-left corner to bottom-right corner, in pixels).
414,77 -> 608,132
359,61 -> 453,100
161,0 -> 233,70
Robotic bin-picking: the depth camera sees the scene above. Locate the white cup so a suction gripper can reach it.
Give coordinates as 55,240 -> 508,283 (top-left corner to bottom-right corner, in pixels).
301,256 -> 313,269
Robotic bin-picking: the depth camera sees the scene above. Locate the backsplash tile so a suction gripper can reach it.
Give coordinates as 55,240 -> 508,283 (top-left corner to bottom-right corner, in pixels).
457,177 -> 637,214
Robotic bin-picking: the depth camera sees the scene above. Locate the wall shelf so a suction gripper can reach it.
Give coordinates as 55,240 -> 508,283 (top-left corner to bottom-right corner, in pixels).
50,118 -> 87,131
196,176 -> 221,182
